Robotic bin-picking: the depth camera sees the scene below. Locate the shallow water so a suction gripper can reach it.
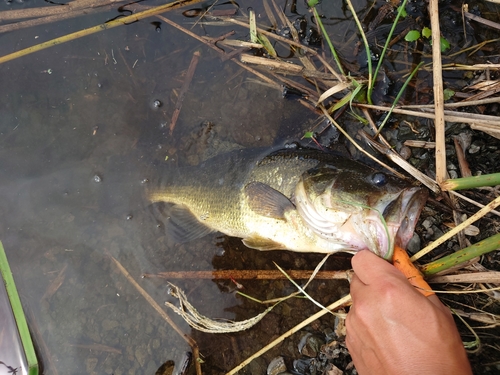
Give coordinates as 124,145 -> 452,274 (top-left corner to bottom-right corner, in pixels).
2,0 -> 500,374
0,1 -> 357,374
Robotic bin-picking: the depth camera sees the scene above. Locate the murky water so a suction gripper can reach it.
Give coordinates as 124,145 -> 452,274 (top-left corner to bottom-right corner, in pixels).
0,1 -> 357,374
2,0 -> 500,374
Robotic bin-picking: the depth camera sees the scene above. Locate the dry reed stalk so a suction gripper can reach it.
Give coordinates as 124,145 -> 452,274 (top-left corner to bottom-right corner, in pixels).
355,103 -> 500,128
429,0 -> 446,185
429,272 -> 500,284
0,0 -> 204,64
0,0 -> 122,21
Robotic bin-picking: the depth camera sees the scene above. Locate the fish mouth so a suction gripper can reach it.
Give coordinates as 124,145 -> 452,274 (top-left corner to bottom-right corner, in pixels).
295,180 -> 428,259
379,186 -> 429,259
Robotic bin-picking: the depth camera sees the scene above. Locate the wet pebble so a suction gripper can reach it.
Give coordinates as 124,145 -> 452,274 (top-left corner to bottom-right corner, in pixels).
135,345 -> 148,367
267,356 -> 287,375
406,233 -> 421,254
399,145 -> 412,160
298,332 -> 325,358
469,140 -> 483,154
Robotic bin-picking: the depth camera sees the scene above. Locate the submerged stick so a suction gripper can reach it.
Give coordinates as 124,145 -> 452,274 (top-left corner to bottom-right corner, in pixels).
225,293 -> 352,375
110,256 -> 202,375
143,269 -> 353,280
170,50 -> 200,135
0,0 -> 204,65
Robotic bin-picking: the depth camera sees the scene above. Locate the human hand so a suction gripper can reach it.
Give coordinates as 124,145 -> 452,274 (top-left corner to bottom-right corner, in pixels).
345,250 -> 472,375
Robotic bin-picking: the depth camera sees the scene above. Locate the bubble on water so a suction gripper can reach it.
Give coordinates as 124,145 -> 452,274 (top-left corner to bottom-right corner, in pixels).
152,99 -> 162,109
93,174 -> 102,183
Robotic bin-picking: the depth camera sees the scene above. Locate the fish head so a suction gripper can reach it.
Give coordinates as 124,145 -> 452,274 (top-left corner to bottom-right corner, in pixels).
295,164 -> 428,259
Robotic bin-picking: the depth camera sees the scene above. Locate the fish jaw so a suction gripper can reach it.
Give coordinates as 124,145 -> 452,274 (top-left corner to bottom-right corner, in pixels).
387,186 -> 429,250
295,178 -> 429,258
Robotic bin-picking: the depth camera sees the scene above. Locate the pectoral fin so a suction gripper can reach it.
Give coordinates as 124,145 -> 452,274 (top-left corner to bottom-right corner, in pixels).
244,182 -> 295,219
242,236 -> 287,250
166,204 -> 215,243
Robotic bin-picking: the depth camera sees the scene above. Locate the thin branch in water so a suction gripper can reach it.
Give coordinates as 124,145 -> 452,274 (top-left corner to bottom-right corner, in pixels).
110,256 -> 203,375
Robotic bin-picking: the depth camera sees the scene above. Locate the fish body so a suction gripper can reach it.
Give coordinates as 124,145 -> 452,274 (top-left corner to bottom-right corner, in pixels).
148,148 -> 428,259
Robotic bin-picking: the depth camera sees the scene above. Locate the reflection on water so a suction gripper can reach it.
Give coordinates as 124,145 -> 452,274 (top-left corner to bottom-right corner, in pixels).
0,1 -> 356,374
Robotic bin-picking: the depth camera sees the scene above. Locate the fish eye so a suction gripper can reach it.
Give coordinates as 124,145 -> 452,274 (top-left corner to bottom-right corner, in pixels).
371,172 -> 387,187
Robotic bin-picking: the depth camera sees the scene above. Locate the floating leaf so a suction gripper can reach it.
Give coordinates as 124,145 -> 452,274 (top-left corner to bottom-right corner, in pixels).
443,88 -> 455,100
422,26 -> 432,38
303,131 -> 315,139
397,5 -> 407,17
440,36 -> 450,52
405,30 -> 420,42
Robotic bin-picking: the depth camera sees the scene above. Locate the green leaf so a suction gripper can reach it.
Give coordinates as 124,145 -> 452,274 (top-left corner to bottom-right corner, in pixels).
397,5 -> 407,17
307,0 -> 320,7
443,88 -> 455,100
257,33 -> 277,58
440,37 -> 450,52
422,27 -> 432,38
405,30 -> 420,42
303,131 -> 314,139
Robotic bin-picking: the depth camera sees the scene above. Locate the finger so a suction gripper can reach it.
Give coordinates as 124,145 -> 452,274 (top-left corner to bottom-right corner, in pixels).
351,250 -> 398,284
349,273 -> 366,301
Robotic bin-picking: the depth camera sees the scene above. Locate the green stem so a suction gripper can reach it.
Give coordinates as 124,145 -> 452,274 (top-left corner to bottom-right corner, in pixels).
368,0 -> 409,103
375,61 -> 423,136
345,0 -> 372,103
0,241 -> 39,374
441,173 -> 500,191
311,6 -> 345,75
420,233 -> 500,276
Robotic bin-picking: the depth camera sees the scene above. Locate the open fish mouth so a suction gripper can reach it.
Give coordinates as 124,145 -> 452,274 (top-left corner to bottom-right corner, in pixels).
389,186 -> 429,251
295,179 -> 429,260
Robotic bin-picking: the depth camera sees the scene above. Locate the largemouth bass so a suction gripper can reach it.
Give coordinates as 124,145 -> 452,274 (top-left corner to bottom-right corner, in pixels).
148,148 -> 428,260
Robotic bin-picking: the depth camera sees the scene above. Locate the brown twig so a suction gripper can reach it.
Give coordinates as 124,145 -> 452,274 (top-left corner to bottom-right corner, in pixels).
110,256 -> 202,375
41,263 -> 68,302
143,269 -> 353,280
0,0 -> 129,34
0,0 -> 120,21
169,50 -> 200,135
156,14 -> 282,90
